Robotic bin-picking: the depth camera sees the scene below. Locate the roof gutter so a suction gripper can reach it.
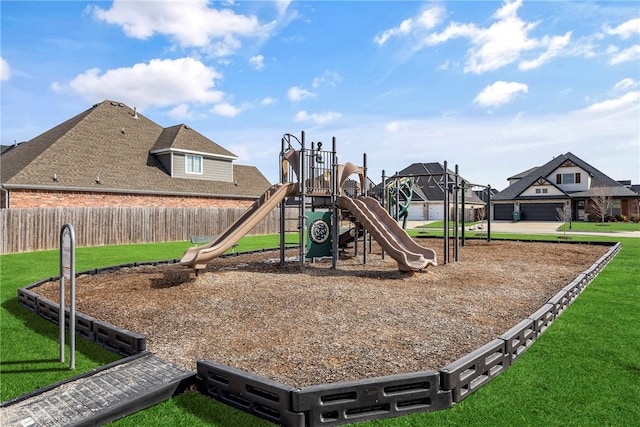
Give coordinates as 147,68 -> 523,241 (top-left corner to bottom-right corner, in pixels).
149,148 -> 237,161
1,184 -> 260,200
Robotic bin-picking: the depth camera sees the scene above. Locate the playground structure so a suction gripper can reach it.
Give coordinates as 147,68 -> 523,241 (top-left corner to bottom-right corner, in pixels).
382,164 -> 493,265
179,131 -> 437,273
8,132 -> 623,426
385,177 -> 414,230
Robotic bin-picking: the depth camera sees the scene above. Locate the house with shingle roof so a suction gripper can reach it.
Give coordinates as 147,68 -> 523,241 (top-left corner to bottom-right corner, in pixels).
492,152 -> 639,221
372,162 -> 486,221
0,100 -> 271,209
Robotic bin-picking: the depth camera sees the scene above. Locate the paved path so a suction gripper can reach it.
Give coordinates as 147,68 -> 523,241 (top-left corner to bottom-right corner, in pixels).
1,353 -> 194,427
408,220 -> 640,238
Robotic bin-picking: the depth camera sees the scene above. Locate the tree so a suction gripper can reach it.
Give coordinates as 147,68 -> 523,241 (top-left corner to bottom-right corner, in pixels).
556,204 -> 572,238
475,206 -> 487,222
589,185 -> 613,225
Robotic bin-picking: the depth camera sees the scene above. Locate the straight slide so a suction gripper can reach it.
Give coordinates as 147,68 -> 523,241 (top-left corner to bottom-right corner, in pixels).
180,182 -> 299,270
338,196 -> 437,272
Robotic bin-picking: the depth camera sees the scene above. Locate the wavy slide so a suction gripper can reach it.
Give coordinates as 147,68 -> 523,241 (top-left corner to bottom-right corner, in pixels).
180,182 -> 299,270
338,196 -> 437,272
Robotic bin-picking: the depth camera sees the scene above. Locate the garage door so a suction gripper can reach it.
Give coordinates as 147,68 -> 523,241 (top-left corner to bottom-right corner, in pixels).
408,203 -> 427,221
428,204 -> 443,220
520,203 -> 564,221
494,203 -> 514,220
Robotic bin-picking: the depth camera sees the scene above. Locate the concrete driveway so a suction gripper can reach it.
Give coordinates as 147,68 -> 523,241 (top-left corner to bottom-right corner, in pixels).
489,221 -> 563,234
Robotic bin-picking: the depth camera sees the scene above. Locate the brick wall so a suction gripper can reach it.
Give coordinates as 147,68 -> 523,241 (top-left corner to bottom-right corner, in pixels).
7,189 -> 254,209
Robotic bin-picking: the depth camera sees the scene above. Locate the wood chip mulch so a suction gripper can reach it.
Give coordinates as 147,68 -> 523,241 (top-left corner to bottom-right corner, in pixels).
33,239 -> 608,387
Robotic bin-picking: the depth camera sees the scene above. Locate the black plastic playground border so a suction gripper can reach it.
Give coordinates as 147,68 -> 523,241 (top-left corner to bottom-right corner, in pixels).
15,241 -> 621,426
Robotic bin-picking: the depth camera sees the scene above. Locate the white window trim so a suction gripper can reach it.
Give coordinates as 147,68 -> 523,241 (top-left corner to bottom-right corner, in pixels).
185,154 -> 203,175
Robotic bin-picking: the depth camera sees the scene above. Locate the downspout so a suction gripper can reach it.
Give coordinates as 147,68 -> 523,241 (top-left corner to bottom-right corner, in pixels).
1,186 -> 9,208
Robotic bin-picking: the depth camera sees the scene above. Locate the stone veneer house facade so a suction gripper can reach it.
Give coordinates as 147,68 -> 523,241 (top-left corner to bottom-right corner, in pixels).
1,100 -> 271,209
492,152 -> 639,221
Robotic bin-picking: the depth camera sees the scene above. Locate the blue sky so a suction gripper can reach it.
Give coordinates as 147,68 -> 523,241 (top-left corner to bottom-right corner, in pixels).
2,0 -> 639,190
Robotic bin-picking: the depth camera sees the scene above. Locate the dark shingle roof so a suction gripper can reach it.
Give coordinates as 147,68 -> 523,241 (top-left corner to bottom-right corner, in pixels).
372,162 -> 485,204
507,166 -> 539,180
151,124 -> 237,158
1,100 -> 269,198
493,152 -> 637,200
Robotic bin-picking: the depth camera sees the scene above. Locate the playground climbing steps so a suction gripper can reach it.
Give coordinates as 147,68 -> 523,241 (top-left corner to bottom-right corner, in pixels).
0,352 -> 195,427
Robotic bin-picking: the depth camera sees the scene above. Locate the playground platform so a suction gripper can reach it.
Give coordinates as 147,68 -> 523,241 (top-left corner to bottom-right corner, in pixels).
0,352 -> 195,427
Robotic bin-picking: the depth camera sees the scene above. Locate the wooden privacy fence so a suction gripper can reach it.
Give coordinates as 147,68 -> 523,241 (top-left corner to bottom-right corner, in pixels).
1,207 -> 298,254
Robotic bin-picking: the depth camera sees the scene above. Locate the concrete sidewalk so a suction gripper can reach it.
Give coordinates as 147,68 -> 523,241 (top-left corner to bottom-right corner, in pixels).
407,220 -> 640,238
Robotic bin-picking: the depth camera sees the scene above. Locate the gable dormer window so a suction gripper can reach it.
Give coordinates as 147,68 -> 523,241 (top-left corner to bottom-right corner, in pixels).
186,154 -> 202,174
556,172 -> 580,185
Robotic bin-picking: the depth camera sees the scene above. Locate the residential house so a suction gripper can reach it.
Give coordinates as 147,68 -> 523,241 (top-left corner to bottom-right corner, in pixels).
492,152 -> 638,221
373,162 -> 486,221
1,100 -> 271,209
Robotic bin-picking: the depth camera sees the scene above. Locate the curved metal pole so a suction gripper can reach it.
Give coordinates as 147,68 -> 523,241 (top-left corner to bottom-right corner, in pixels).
59,223 -> 76,370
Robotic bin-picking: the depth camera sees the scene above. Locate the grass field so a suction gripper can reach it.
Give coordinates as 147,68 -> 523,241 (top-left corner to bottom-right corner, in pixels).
558,221 -> 640,232
2,233 -> 638,426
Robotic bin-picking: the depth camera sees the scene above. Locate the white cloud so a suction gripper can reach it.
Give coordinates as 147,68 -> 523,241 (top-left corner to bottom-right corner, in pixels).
385,121 -> 410,132
207,101 -> 639,188
311,70 -> 342,88
609,44 -> 640,65
613,78 -> 637,91
274,0 -> 292,17
287,86 -> 315,102
474,81 -> 528,108
461,0 -> 540,73
580,91 -> 640,113
295,110 -> 341,125
168,103 -> 194,120
374,5 -> 445,46
261,96 -> 277,105
519,32 -> 572,71
211,102 -> 241,117
90,0 -> 275,57
387,0 -> 576,74
249,54 -> 265,70
0,57 -> 10,81
51,57 -> 224,109
603,17 -> 640,39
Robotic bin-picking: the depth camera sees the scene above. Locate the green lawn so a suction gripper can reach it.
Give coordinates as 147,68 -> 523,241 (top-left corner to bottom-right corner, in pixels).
558,221 -> 640,233
0,234 -> 297,401
2,234 -> 638,426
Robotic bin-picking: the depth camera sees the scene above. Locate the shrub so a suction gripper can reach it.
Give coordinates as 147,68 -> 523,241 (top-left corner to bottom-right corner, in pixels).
615,214 -> 626,222
586,212 -> 613,222
631,215 -> 640,223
